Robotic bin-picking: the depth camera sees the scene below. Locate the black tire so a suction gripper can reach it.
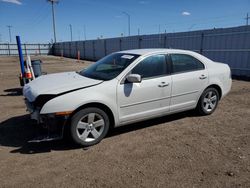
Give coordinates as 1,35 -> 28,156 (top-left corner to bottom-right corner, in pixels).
70,107 -> 110,147
196,87 -> 219,116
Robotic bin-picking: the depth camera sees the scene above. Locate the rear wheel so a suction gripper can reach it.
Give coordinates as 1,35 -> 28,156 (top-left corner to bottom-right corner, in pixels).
70,107 -> 110,146
196,87 -> 219,115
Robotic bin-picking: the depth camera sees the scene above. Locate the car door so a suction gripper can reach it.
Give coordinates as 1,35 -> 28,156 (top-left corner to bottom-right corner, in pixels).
117,54 -> 172,124
169,53 -> 208,111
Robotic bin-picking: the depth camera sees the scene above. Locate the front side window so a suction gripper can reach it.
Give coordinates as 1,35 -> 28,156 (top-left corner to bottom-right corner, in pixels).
80,53 -> 140,80
131,54 -> 167,79
170,54 -> 204,73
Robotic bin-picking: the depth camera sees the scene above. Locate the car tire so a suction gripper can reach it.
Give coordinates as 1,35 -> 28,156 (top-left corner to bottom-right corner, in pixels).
70,107 -> 110,147
196,87 -> 219,116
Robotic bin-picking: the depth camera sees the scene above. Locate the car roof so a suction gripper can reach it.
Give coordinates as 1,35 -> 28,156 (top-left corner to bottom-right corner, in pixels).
119,48 -> 195,55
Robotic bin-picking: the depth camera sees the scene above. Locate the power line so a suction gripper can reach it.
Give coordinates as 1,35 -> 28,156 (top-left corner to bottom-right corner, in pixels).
6,25 -> 12,43
47,0 -> 58,43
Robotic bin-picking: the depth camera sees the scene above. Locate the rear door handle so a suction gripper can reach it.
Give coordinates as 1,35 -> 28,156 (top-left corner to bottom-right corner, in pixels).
199,75 -> 207,79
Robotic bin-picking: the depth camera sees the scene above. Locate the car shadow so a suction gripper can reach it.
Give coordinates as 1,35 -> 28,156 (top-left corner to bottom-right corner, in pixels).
0,111 -> 197,154
0,88 -> 23,96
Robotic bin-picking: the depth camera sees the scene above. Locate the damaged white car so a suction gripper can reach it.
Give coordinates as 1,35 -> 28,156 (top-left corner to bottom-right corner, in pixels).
23,49 -> 232,146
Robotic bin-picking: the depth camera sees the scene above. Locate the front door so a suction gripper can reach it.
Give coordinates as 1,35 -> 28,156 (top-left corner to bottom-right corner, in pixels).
117,54 -> 172,124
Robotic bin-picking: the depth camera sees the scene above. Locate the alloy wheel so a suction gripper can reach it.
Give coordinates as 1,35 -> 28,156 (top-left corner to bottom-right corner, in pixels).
203,91 -> 218,112
76,113 -> 105,142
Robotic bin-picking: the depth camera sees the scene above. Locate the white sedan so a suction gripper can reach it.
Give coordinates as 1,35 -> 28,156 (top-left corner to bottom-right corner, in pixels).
23,49 -> 232,146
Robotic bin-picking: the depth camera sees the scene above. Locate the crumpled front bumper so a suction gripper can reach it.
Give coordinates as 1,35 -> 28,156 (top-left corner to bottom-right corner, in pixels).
25,99 -> 40,121
24,99 -> 69,142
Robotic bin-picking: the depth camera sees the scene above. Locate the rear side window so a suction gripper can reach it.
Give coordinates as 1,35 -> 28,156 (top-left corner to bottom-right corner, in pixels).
132,54 -> 167,79
170,54 -> 204,73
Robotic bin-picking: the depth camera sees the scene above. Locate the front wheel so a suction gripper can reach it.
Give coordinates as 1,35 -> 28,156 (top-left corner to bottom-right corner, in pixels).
196,88 -> 219,115
70,107 -> 110,147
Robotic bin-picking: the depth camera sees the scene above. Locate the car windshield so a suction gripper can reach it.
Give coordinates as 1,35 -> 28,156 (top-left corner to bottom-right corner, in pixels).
79,53 -> 140,80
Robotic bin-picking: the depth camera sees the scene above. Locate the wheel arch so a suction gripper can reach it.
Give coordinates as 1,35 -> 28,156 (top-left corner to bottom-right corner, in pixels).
196,84 -> 222,108
206,84 -> 222,99
68,102 -> 116,129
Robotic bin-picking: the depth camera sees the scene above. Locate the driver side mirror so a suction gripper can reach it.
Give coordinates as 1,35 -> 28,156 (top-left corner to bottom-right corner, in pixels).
126,74 -> 142,83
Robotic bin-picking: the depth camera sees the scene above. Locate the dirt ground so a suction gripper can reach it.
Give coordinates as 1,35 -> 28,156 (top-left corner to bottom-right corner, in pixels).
0,55 -> 249,188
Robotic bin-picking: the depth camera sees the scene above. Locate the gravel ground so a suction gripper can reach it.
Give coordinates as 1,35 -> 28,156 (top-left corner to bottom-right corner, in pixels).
0,55 -> 249,188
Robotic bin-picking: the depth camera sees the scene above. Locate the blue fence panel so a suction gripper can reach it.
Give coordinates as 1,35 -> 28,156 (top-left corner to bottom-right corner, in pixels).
51,25 -> 250,77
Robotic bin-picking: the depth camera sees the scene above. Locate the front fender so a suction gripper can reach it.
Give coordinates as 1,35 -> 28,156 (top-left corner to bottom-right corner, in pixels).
40,81 -> 119,125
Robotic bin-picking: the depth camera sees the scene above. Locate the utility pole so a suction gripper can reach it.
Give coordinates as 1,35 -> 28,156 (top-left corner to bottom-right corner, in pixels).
83,25 -> 86,40
122,11 -> 130,36
78,30 -> 80,40
7,25 -> 12,43
137,28 -> 140,36
48,0 -> 58,43
158,24 -> 161,34
69,24 -> 73,41
245,13 -> 250,26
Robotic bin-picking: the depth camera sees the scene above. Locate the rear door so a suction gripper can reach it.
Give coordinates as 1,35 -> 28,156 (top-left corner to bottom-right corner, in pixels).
169,53 -> 208,111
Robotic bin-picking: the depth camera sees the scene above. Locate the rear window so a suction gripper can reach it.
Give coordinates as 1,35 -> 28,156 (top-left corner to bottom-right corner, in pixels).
170,54 -> 204,73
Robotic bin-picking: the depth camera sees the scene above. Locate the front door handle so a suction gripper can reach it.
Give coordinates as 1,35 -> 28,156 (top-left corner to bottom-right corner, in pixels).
158,82 -> 169,87
199,74 -> 207,79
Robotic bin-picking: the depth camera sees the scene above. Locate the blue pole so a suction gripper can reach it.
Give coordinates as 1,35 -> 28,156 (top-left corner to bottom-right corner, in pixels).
16,36 -> 25,77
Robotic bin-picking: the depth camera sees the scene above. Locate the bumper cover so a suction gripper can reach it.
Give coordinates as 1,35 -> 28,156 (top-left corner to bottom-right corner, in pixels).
28,115 -> 68,143
24,99 -> 69,142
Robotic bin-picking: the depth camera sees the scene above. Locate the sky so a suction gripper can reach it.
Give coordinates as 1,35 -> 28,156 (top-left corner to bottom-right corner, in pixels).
0,0 -> 250,43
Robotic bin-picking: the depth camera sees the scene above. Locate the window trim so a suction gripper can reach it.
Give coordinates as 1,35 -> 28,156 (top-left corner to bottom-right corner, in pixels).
169,53 -> 205,75
120,53 -> 171,84
131,54 -> 169,80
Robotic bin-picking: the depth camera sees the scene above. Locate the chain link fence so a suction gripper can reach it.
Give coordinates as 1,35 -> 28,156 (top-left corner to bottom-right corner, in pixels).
0,43 -> 52,56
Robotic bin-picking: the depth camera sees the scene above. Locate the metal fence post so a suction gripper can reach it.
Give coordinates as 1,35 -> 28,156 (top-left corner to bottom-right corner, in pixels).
138,37 -> 142,49
83,41 -> 86,59
119,38 -> 122,51
7,43 -> 10,56
38,43 -> 41,55
75,41 -> 79,59
69,42 -> 72,58
164,35 -> 167,48
200,33 -> 204,54
104,39 -> 107,56
24,44 -> 27,55
48,43 -> 52,55
93,41 -> 95,60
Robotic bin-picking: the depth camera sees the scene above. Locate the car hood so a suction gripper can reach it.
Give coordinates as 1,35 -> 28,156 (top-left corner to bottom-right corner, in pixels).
23,71 -> 103,102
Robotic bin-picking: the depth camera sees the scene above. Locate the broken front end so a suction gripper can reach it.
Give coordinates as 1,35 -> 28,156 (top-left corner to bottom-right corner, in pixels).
24,95 -> 70,142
